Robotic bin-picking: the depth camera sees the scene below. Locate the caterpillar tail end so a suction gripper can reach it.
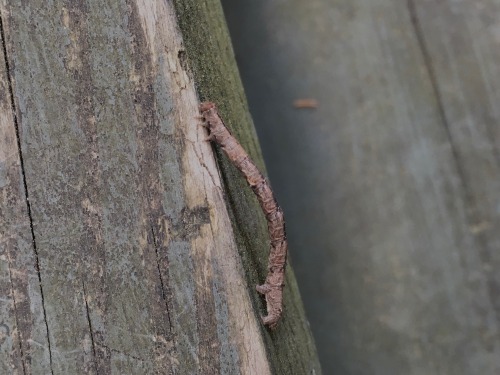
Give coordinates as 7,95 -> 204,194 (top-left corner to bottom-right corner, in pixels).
256,283 -> 283,330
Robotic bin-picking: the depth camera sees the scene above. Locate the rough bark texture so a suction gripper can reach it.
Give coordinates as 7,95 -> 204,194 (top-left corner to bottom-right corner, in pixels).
0,1 -> 320,374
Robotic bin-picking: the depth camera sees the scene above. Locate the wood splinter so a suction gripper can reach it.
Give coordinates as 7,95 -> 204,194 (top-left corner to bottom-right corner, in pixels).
199,102 -> 287,329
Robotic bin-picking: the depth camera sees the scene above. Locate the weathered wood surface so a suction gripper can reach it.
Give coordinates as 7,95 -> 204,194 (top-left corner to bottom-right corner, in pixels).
222,0 -> 500,374
0,22 -> 52,374
0,0 -> 320,374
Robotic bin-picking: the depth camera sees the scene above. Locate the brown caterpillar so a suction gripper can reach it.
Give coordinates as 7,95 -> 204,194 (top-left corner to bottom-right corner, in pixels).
199,102 -> 287,329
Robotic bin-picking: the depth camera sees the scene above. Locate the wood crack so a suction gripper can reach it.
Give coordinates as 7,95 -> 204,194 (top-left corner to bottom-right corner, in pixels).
97,343 -> 146,363
407,0 -> 473,211
6,257 -> 27,375
151,226 -> 173,332
0,11 -> 54,375
82,281 -> 98,373
192,143 -> 220,190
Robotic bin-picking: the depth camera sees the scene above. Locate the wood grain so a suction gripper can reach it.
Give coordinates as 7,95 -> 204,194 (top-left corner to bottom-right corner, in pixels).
0,24 -> 52,375
0,0 -> 326,373
173,1 -> 322,374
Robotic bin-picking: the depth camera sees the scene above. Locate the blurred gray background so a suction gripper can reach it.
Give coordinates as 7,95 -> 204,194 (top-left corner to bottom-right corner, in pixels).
221,1 -> 500,374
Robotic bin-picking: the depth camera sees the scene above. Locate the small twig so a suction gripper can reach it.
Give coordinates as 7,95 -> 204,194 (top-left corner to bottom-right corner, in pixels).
292,98 -> 318,109
199,102 -> 287,329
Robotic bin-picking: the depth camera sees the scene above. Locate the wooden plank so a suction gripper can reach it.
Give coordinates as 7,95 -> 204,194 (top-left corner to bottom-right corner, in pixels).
0,22 -> 52,374
221,0 -> 500,373
173,1 -> 323,374
0,25 -> 23,374
406,2 -> 500,372
141,1 -> 322,368
0,0 -> 310,373
410,0 -> 500,307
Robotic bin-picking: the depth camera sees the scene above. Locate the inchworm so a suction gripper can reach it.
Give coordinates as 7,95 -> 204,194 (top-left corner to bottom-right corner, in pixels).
199,102 -> 287,329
